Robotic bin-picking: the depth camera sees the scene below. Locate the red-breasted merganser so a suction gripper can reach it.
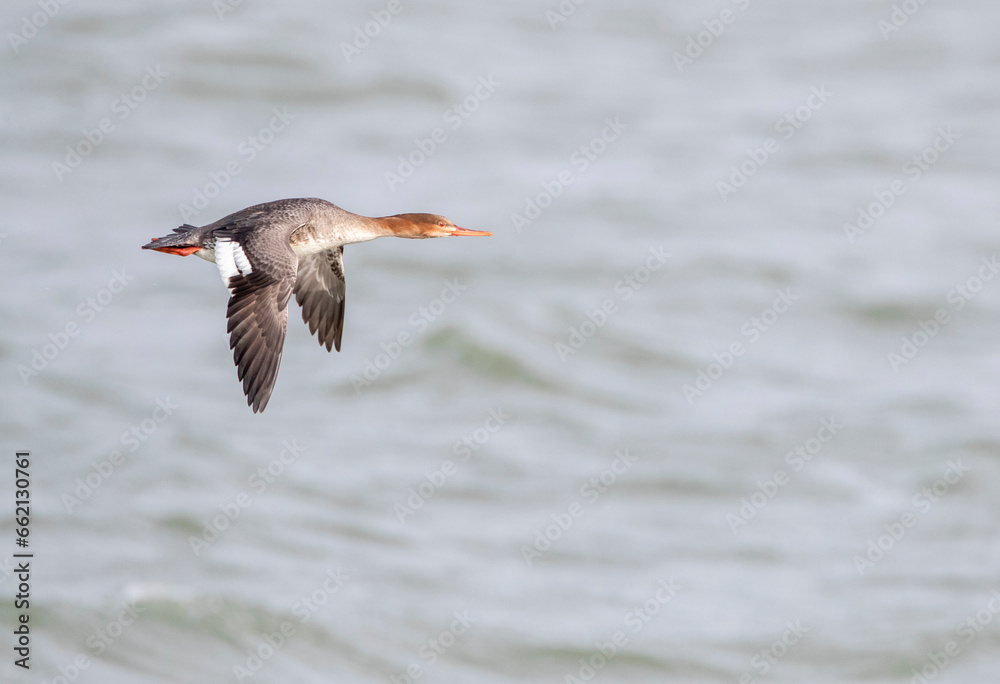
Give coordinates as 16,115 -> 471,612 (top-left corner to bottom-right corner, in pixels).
142,197 -> 490,413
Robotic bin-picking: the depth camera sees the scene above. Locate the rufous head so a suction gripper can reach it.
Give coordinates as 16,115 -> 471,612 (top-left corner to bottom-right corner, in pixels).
386,213 -> 492,239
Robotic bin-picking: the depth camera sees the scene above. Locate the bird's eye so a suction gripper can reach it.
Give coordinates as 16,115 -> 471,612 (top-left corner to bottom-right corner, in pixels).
438,221 -> 446,227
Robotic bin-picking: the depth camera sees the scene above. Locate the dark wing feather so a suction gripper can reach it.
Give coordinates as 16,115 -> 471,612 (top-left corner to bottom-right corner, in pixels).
215,217 -> 302,413
293,247 -> 346,352
225,270 -> 295,413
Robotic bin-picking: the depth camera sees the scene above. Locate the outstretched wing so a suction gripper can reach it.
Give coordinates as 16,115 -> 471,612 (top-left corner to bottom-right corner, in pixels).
214,224 -> 300,413
294,247 -> 346,352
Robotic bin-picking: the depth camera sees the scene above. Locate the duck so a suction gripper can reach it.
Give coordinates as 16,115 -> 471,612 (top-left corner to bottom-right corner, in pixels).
143,197 -> 490,412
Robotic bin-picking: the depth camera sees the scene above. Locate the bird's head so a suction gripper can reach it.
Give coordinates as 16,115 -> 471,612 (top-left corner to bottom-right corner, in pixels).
386,213 -> 492,239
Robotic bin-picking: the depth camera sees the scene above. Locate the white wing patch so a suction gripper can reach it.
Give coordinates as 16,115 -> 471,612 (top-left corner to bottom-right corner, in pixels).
215,237 -> 253,288
233,241 -> 253,276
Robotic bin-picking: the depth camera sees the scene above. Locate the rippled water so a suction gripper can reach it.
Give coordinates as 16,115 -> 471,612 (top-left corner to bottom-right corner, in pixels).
3,1 -> 1000,682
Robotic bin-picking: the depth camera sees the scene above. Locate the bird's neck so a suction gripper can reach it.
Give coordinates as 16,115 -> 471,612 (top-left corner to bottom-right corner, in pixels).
373,215 -> 422,238
292,212 -> 393,253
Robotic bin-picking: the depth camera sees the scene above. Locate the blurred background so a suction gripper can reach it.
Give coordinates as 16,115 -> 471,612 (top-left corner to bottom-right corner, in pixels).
2,1 -> 1000,682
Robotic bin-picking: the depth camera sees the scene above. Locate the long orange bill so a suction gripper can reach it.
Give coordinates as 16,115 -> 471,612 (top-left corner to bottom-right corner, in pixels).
449,226 -> 492,236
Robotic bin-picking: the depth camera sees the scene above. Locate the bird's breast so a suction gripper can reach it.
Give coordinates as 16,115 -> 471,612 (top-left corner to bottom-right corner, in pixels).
290,224 -> 327,256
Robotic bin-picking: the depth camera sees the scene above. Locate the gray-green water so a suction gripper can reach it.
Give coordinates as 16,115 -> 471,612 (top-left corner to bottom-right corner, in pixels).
3,1 -> 1000,682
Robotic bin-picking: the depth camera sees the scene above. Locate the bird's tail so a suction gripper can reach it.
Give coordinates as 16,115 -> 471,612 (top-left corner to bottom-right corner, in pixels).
142,224 -> 207,256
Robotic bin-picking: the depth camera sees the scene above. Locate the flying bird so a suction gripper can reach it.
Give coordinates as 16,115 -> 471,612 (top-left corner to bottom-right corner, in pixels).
143,198 -> 490,412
